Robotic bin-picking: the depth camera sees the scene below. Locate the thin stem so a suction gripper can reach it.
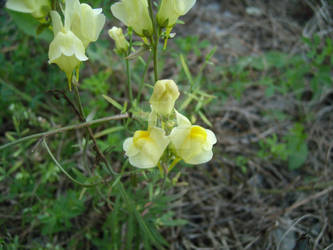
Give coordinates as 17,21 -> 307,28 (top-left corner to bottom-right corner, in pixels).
167,158 -> 181,173
43,138 -> 104,187
153,41 -> 158,82
126,28 -> 133,102
73,84 -> 85,118
157,161 -> 164,177
137,54 -> 153,101
126,59 -> 133,102
0,78 -> 32,102
147,0 -> 159,82
72,82 -> 117,174
0,114 -> 128,150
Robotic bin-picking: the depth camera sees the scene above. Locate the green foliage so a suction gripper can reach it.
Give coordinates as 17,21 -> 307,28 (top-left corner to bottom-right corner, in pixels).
235,156 -> 249,174
38,191 -> 86,235
220,37 -> 333,100
1,0 -> 329,246
258,134 -> 289,161
7,10 -> 52,41
258,123 -> 308,170
285,123 -> 308,170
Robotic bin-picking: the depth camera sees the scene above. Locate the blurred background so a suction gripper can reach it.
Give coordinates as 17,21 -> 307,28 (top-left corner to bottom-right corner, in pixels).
1,0 -> 333,249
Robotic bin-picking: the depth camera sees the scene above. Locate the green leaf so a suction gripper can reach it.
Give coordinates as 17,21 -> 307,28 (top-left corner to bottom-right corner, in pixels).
288,142 -> 308,170
287,124 -> 308,170
180,54 -> 194,86
7,10 -> 52,41
198,110 -> 212,127
102,94 -> 123,111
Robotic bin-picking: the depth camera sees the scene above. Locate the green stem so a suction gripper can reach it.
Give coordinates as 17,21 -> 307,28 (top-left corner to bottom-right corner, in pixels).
153,41 -> 158,82
73,84 -> 85,118
117,181 -> 163,247
126,59 -> 133,102
126,28 -> 133,102
147,0 -> 159,82
167,158 -> 181,173
43,138 -> 104,187
0,114 -> 128,150
0,78 -> 32,102
72,82 -> 117,175
157,161 -> 164,177
137,54 -> 153,101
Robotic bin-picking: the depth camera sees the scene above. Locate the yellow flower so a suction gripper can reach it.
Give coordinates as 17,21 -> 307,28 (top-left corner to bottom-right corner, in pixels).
149,79 -> 180,116
108,26 -> 129,54
169,111 -> 216,165
111,0 -> 153,37
157,0 -> 196,27
69,0 -> 105,48
123,127 -> 169,168
48,11 -> 88,88
6,0 -> 51,19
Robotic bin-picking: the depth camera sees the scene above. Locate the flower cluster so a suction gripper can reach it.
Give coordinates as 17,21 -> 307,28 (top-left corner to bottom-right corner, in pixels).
48,0 -> 105,89
123,80 -> 217,169
110,0 -> 196,39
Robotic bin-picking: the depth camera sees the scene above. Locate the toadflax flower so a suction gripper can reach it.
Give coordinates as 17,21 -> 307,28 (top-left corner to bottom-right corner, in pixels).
123,127 -> 169,168
108,26 -> 129,54
169,111 -> 216,165
149,79 -> 180,116
157,0 -> 196,27
48,10 -> 88,89
111,0 -> 153,37
6,0 -> 51,19
69,0 -> 105,48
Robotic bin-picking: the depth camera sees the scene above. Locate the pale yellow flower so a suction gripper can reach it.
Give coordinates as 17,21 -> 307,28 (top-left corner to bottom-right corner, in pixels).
149,79 -> 180,116
123,127 -> 169,168
69,0 -> 105,48
169,111 -> 216,165
111,0 -> 153,37
6,0 -> 51,19
48,11 -> 88,86
108,26 -> 129,54
157,0 -> 196,27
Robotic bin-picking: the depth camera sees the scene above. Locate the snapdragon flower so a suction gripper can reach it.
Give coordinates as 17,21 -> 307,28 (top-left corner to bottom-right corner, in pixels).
169,111 -> 216,165
48,0 -> 105,89
123,127 -> 169,168
48,10 -> 88,88
157,0 -> 196,28
111,0 -> 153,37
149,79 -> 180,116
69,0 -> 105,48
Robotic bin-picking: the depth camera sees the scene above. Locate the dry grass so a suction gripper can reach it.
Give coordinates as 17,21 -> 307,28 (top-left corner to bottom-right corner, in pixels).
166,0 -> 333,249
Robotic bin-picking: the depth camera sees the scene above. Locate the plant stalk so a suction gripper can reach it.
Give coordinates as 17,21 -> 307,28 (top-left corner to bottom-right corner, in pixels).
0,114 -> 128,150
148,0 -> 159,82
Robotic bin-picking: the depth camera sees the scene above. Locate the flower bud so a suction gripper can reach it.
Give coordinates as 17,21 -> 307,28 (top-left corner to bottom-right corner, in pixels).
111,0 -> 153,37
169,111 -> 217,165
6,0 -> 51,19
157,0 -> 196,27
149,79 -> 180,116
123,127 -> 169,168
69,0 -> 106,48
48,11 -> 88,88
108,26 -> 129,54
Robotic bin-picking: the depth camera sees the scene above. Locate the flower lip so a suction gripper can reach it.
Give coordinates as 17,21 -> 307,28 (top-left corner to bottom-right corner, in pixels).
133,130 -> 151,145
189,126 -> 207,142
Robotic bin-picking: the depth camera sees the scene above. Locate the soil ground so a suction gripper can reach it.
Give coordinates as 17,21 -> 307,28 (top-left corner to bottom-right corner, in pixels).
166,0 -> 333,249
